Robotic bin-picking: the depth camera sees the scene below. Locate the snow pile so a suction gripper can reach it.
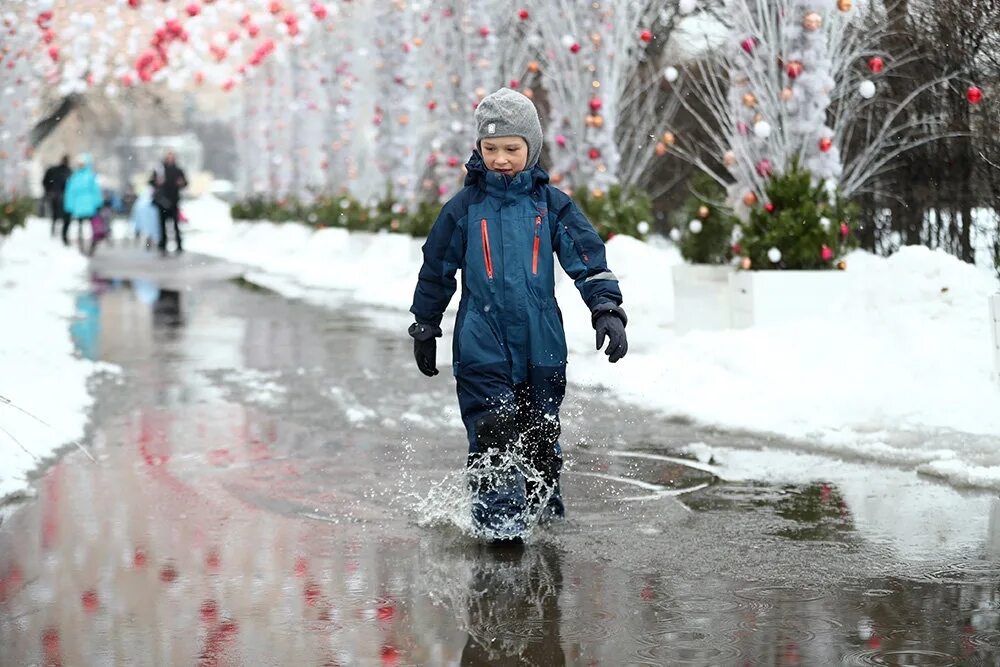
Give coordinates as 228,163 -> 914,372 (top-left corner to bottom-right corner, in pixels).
184,196 -> 1000,489
0,222 -> 112,499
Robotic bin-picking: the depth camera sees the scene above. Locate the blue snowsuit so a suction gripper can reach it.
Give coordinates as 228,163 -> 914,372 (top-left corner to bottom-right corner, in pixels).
411,151 -> 623,535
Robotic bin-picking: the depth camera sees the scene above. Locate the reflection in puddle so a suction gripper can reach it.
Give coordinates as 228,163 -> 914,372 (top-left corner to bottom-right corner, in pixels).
3,275 -> 1000,665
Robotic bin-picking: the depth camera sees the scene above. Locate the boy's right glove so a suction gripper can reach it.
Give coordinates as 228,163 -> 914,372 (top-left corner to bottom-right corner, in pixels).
408,322 -> 442,377
591,302 -> 628,363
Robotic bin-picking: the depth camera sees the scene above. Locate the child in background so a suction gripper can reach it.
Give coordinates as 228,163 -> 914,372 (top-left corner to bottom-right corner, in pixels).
408,88 -> 629,543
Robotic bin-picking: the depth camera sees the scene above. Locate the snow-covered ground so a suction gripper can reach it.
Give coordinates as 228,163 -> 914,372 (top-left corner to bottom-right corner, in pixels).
0,222 -> 114,500
184,196 -> 1000,490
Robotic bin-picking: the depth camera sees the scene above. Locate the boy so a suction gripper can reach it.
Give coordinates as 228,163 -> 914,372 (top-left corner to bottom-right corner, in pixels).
409,88 -> 628,542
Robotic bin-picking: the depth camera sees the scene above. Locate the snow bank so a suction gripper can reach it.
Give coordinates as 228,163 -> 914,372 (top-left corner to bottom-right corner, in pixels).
184,196 -> 1000,489
0,222 -> 113,500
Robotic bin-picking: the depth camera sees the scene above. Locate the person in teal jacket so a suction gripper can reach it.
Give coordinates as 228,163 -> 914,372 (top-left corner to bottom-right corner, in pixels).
409,88 -> 629,543
64,154 -> 107,254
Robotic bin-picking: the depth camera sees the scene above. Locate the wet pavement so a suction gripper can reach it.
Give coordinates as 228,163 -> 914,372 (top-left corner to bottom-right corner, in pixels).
2,249 -> 1000,666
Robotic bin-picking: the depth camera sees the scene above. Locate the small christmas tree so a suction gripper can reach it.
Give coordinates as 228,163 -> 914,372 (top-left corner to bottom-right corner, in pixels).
675,175 -> 738,265
739,160 -> 856,270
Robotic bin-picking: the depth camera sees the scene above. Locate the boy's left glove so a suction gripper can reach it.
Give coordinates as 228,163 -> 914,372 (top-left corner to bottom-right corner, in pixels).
591,303 -> 628,363
408,322 -> 442,377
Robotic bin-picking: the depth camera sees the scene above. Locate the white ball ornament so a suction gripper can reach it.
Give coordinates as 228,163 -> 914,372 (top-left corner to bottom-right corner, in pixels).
753,121 -> 772,138
637,221 -> 650,235
819,216 -> 832,231
663,66 -> 679,83
669,228 -> 682,242
688,219 -> 703,234
767,247 -> 782,263
859,80 -> 876,99
679,0 -> 698,14
561,34 -> 576,49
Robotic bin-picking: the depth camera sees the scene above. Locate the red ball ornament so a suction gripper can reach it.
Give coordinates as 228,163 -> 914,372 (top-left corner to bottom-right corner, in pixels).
269,1 -> 284,15
518,8 -> 529,20
819,137 -> 833,152
128,0 -> 141,7
765,202 -> 775,213
755,158 -> 773,177
509,79 -> 519,89
732,243 -> 743,255
867,56 -> 885,74
588,148 -> 601,160
479,26 -> 490,38
47,46 -> 58,62
589,97 -> 602,112
312,3 -> 328,20
640,30 -> 652,43
786,61 -> 804,79
569,42 -> 581,53
840,222 -> 850,237
821,245 -> 834,262
185,3 -> 200,17
447,156 -> 459,167
427,100 -> 437,110
741,37 -> 757,54
967,86 -> 984,104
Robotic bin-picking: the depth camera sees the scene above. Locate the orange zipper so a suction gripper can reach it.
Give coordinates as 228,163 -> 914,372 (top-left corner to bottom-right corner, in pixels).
480,218 -> 494,280
531,216 -> 541,275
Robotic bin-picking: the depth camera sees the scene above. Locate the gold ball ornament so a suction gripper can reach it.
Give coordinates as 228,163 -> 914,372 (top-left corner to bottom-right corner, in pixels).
523,88 -> 534,99
837,0 -> 853,10
740,257 -> 752,270
837,260 -> 847,271
803,12 -> 822,31
398,114 -> 410,126
781,87 -> 794,101
412,37 -> 423,47
723,151 -> 737,167
698,206 -> 710,219
662,131 -> 676,146
527,61 -> 540,73
585,115 -> 596,127
591,188 -> 605,199
742,191 -> 758,207
592,115 -> 604,128
742,92 -> 758,108
655,142 -> 668,157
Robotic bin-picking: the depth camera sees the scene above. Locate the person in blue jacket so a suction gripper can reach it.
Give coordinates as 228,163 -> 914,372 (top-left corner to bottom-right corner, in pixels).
409,87 -> 628,542
64,154 -> 106,253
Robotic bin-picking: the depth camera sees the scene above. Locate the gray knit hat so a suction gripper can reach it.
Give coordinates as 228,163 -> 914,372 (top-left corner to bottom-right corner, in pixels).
475,87 -> 543,169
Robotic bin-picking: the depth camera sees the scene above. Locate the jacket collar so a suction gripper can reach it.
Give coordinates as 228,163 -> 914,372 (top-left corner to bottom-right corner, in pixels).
464,151 -> 550,201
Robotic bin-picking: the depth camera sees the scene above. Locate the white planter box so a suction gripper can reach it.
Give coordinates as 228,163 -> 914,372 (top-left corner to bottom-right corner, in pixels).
672,264 -> 733,333
728,270 -> 848,329
991,294 -> 1000,382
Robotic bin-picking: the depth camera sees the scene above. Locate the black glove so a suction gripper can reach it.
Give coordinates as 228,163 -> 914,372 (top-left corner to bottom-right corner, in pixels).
408,322 -> 442,377
591,303 -> 628,363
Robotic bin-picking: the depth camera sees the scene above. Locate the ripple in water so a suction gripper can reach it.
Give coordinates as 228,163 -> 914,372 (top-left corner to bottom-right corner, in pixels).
842,649 -> 958,666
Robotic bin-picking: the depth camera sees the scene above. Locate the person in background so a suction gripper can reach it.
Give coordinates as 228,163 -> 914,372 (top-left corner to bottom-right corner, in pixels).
64,154 -> 106,255
150,151 -> 188,255
42,155 -> 72,240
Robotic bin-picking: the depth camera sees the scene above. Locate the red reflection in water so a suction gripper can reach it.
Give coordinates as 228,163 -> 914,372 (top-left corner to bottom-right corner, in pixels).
159,564 -> 178,584
41,465 -> 64,550
200,599 -> 219,624
304,581 -> 321,607
81,589 -> 99,613
0,563 -> 23,603
294,556 -> 309,577
205,550 -> 221,572
380,645 -> 400,667
199,619 -> 239,667
133,547 -> 147,569
42,627 -> 61,666
376,601 -> 395,622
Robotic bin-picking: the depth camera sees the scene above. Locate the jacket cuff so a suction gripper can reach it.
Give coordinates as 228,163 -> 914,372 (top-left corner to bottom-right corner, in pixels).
590,301 -> 627,328
408,322 -> 442,341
